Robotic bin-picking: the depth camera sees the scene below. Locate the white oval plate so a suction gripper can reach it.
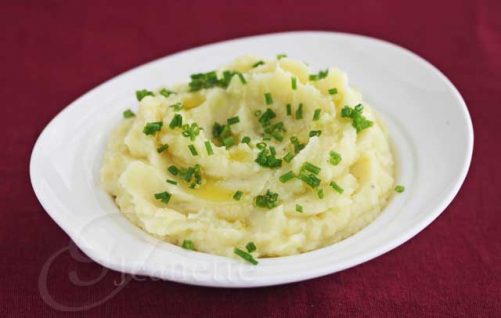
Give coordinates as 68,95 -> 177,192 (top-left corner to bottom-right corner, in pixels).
30,31 -> 473,288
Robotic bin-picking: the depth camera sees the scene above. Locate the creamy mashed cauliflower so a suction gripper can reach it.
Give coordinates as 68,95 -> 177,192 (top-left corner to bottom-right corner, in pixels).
101,55 -> 395,262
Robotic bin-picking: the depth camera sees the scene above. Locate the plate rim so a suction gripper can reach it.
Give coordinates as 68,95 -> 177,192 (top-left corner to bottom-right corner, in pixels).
30,30 -> 474,288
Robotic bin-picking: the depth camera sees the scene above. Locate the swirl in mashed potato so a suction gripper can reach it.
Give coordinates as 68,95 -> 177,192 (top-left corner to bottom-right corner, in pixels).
101,55 -> 395,262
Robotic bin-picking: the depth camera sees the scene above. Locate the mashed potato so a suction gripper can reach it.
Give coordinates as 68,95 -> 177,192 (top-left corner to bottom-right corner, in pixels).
101,56 -> 394,262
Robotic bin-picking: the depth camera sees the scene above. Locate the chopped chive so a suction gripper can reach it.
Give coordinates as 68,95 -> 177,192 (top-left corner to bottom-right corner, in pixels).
341,104 -> 373,133
159,88 -> 175,97
223,136 -> 236,149
182,123 -> 201,141
254,110 -> 262,117
188,144 -> 198,156
157,144 -> 169,153
204,140 -> 214,155
329,151 -> 342,166
255,190 -> 279,209
169,102 -> 183,112
233,190 -> 243,201
252,60 -> 265,68
169,114 -> 183,129
330,181 -> 344,194
154,191 -> 171,204
286,104 -> 292,116
313,108 -> 321,121
309,70 -> 328,81
237,73 -> 247,84
166,179 -> 177,185
123,109 -> 135,118
279,171 -> 295,183
241,136 -> 251,144
328,88 -> 338,95
295,103 -> 303,119
395,185 -> 405,193
246,242 -> 257,253
277,53 -> 287,60
264,92 -> 273,105
290,136 -> 305,154
262,136 -> 272,141
256,142 -> 267,150
295,204 -> 303,213
297,172 -> 321,188
259,108 -> 276,125
309,130 -> 322,137
234,247 -> 258,265
291,77 -> 297,90
317,189 -> 324,199
143,121 -> 163,135
227,116 -> 240,126
269,146 -> 276,156
136,89 -> 154,101
182,240 -> 195,250
283,152 -> 294,163
167,165 -> 179,176
302,162 -> 321,175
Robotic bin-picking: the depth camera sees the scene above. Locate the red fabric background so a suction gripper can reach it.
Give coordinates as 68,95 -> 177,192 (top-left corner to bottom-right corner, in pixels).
1,0 -> 500,316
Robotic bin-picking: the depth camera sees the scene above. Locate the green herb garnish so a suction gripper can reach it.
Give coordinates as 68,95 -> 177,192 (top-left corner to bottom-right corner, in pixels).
295,204 -> 303,213
309,69 -> 328,81
241,136 -> 251,144
157,144 -> 169,153
297,172 -> 321,188
340,104 -> 373,133
295,103 -> 303,119
252,60 -> 265,68
290,136 -> 305,154
154,191 -> 171,204
255,146 -> 282,169
291,77 -> 297,90
329,151 -> 342,166
309,130 -> 322,137
246,242 -> 256,253
169,102 -> 183,112
182,123 -> 201,141
330,181 -> 344,194
136,89 -> 154,101
169,114 -> 183,129
123,109 -> 135,118
143,121 -> 163,135
234,248 -> 258,265
317,188 -> 324,199
233,190 -> 243,201
286,103 -> 292,116
264,92 -> 273,105
255,190 -> 279,209
302,162 -> 321,175
279,171 -> 295,183
283,152 -> 294,163
166,179 -> 177,185
204,140 -> 214,155
227,116 -> 240,126
395,185 -> 405,193
277,54 -> 287,60
188,144 -> 198,156
328,88 -> 338,95
313,108 -> 321,121
182,240 -> 195,250
223,136 -> 236,149
167,165 -> 179,176
237,73 -> 247,84
178,164 -> 202,188
159,88 -> 175,97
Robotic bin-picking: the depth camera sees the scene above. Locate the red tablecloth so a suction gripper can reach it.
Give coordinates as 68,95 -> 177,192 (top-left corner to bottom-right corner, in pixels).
2,0 -> 500,316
